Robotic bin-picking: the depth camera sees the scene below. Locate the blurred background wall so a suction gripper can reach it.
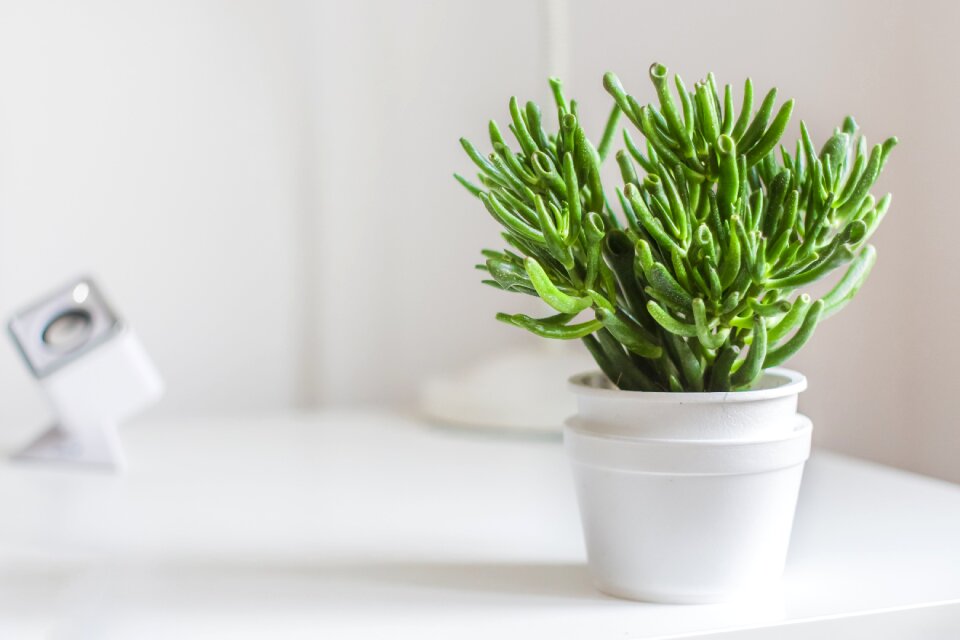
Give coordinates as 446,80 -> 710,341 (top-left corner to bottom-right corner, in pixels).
0,0 -> 957,481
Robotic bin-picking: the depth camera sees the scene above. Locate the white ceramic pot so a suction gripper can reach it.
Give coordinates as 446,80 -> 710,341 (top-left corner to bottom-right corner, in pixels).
564,367 -> 811,604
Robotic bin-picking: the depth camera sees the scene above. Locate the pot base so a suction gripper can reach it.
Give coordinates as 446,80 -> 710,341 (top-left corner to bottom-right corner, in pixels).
593,580 -> 776,605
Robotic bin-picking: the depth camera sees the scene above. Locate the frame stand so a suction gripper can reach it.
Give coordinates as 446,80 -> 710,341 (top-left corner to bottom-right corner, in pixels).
12,422 -> 125,470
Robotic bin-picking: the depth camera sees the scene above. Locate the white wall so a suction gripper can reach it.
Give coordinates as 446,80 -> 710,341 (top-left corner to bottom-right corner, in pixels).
307,0 -> 553,404
0,1 -> 957,482
0,0 -> 313,423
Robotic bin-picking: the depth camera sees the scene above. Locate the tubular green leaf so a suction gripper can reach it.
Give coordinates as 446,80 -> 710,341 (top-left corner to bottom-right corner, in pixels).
623,130 -> 658,173
486,153 -> 531,197
597,104 -> 622,161
617,187 -> 641,233
862,194 -> 892,240
562,152 -> 582,243
707,345 -> 739,391
548,77 -> 567,111
716,135 -> 739,205
718,217 -> 742,288
696,82 -> 721,143
524,101 -> 551,151
586,288 -> 615,313
693,298 -> 730,350
603,230 -> 653,325
495,144 -> 538,186
574,126 -> 605,213
767,243 -> 855,289
596,308 -> 663,358
764,300 -> 825,367
534,195 -> 574,270
842,115 -> 858,135
705,262 -> 723,299
751,236 -> 768,283
766,294 -> 810,344
837,144 -> 882,217
615,149 -> 639,187
480,193 -> 545,243
650,62 -> 695,159
762,169 -> 792,237
496,312 -> 600,340
635,238 -> 655,273
670,246 -> 692,290
494,186 -> 538,225
721,291 -> 741,314
880,136 -> 898,168
509,96 -> 539,157
647,300 -> 698,337
731,77 -> 754,140
676,74 -> 695,137
485,257 -> 532,292
696,223 -> 717,264
821,245 -> 877,318
799,121 -> 817,168
524,257 -> 590,314
581,334 -> 622,388
749,297 -> 791,317
721,84 -> 735,135
602,72 -> 639,128
731,316 -> 767,388
666,333 -> 704,391
488,119 -> 507,149
738,87 -> 778,150
647,261 -> 693,310
639,105 -> 684,167
454,173 -> 483,197
819,131 -> 848,173
660,168 -> 690,241
594,329 -> 660,390
745,99 -> 794,166
583,212 -> 605,289
773,188 -> 800,243
530,152 -> 566,193
460,137 -> 502,179
626,183 -> 682,254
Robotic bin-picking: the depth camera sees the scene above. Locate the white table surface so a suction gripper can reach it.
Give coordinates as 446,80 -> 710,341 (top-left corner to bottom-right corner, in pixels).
1,410 -> 959,639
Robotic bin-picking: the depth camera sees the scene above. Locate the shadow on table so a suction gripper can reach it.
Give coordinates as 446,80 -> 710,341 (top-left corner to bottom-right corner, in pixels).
122,558 -> 607,606
329,560 -> 598,599
2,554 -> 609,609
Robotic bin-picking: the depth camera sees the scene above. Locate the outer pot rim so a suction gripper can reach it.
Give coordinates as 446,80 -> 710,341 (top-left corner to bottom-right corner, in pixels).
564,415 -> 812,474
568,366 -> 807,404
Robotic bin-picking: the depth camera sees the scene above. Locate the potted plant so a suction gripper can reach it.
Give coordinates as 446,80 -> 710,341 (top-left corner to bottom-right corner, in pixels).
455,62 -> 896,603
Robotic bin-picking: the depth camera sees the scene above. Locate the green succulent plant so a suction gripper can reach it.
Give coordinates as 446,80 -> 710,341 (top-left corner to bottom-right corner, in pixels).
456,63 -> 896,392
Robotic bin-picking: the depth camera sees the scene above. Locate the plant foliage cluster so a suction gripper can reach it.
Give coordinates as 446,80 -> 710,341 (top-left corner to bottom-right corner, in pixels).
456,63 -> 896,391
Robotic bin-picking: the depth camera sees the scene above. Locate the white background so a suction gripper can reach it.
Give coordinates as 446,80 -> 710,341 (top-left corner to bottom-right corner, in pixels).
0,0 -> 957,481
